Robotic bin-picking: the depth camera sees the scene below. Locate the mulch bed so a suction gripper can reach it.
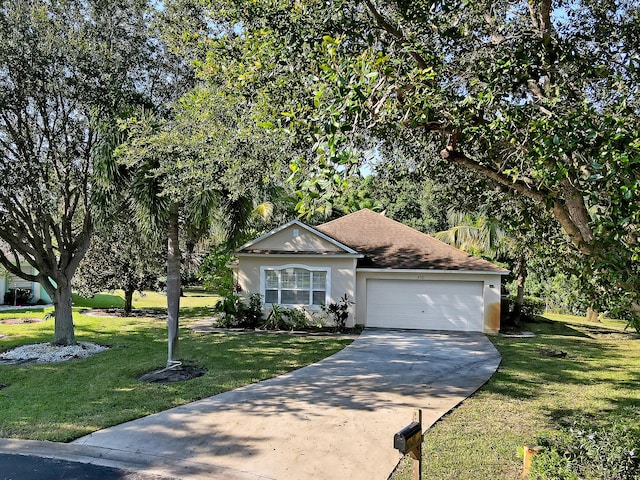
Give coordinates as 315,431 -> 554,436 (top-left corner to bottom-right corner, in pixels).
138,364 -> 207,383
80,308 -> 165,318
0,318 -> 44,325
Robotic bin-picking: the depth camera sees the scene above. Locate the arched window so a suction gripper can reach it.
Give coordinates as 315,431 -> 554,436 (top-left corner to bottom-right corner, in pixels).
261,265 -> 330,307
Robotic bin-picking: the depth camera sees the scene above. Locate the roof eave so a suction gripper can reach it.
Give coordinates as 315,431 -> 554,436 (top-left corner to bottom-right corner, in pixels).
356,268 -> 510,275
238,252 -> 364,259
237,219 -> 360,255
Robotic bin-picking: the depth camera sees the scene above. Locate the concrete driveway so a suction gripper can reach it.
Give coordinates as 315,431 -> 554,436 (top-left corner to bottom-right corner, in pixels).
0,329 -> 501,480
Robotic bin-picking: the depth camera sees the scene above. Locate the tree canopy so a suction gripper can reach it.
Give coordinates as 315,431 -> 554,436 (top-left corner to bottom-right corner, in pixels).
187,0 -> 640,327
0,0 -> 176,344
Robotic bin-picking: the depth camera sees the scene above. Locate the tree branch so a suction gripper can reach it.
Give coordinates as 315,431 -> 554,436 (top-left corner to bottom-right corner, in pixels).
440,145 -> 546,203
441,145 -> 595,254
0,248 -> 40,283
362,0 -> 429,70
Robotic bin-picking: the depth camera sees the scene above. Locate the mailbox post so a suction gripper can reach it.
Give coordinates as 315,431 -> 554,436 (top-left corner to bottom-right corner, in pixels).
394,410 -> 423,480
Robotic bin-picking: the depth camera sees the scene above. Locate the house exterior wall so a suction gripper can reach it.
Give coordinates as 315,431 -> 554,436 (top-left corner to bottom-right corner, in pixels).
0,264 -> 52,305
249,225 -> 344,252
355,270 -> 503,333
235,255 -> 358,319
0,271 -> 5,304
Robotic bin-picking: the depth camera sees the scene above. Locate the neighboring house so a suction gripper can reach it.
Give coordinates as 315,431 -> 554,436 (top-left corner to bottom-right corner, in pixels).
234,209 -> 509,333
0,261 -> 52,306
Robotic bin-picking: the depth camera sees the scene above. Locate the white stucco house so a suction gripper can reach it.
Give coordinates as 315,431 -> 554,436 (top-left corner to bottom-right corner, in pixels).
233,209 -> 509,333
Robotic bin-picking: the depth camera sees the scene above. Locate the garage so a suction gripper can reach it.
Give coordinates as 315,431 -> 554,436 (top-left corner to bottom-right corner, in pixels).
237,209 -> 507,333
366,279 -> 484,332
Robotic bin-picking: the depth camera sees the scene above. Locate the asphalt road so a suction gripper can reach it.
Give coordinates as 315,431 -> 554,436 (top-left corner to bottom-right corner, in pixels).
0,454 -> 170,480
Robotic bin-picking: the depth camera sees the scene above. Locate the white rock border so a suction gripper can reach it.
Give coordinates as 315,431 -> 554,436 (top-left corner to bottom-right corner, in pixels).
0,342 -> 109,364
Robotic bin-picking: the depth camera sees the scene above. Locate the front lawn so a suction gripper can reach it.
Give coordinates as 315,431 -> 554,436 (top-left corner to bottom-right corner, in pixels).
392,314 -> 640,480
71,287 -> 220,310
0,308 -> 351,442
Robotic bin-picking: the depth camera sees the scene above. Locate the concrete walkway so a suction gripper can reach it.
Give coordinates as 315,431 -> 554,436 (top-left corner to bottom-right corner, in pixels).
0,329 -> 501,480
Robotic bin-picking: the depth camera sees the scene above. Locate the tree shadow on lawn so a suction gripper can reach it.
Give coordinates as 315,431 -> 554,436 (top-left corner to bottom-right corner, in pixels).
77,305 -> 217,320
485,317 -> 637,417
179,306 -> 217,319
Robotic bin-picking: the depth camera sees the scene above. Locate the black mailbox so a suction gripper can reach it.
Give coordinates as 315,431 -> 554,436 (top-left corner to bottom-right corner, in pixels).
393,421 -> 422,454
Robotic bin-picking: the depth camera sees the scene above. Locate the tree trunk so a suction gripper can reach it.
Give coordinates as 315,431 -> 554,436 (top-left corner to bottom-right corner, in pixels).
586,307 -> 600,323
508,255 -> 528,326
166,202 -> 181,366
52,280 -> 76,346
124,288 -> 134,316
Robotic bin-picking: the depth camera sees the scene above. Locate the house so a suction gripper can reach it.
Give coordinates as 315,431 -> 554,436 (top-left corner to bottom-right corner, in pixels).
234,209 -> 509,333
0,261 -> 52,306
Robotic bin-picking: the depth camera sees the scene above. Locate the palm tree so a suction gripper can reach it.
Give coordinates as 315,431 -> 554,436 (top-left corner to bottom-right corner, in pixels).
435,209 -> 528,326
434,209 -> 505,260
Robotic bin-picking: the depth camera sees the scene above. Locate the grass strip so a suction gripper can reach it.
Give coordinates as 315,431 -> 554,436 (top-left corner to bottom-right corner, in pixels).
0,308 -> 351,442
391,314 -> 640,480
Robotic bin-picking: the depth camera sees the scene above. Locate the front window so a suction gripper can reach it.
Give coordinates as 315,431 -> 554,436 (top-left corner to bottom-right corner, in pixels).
263,267 -> 328,306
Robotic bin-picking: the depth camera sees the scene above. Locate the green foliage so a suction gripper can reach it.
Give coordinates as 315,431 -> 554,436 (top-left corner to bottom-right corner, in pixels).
282,307 -> 309,330
262,304 -> 287,330
244,294 -> 265,328
0,0 -> 181,344
531,419 -> 640,480
355,166 -> 450,233
198,248 -> 235,296
519,296 -> 546,319
529,449 -> 581,480
435,209 -> 508,260
3,288 -> 33,306
214,293 -> 264,329
194,0 -> 640,323
626,316 -> 640,334
263,305 -> 309,331
74,220 -> 165,302
322,294 -> 353,333
524,272 -> 589,316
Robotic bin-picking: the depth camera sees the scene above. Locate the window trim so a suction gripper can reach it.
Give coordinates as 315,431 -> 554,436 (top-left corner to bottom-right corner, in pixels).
260,264 -> 331,309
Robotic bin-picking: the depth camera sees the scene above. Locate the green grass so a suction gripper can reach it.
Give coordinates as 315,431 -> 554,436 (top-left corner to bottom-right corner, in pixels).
0,307 -> 351,442
72,288 -> 220,310
392,314 -> 640,480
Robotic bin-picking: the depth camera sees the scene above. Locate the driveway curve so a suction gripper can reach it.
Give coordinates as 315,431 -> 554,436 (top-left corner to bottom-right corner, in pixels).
0,330 -> 501,480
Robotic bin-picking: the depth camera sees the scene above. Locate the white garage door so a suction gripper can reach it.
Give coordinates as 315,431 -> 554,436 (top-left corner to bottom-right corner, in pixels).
366,279 -> 484,332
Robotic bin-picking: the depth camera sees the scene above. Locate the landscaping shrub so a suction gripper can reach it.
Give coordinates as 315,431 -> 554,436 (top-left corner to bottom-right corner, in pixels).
284,306 -> 309,330
213,293 -> 264,328
521,296 -> 546,318
322,294 -> 353,332
198,248 -> 235,296
530,418 -> 640,480
240,293 -> 264,328
3,288 -> 33,306
262,305 -> 309,330
263,304 -> 288,330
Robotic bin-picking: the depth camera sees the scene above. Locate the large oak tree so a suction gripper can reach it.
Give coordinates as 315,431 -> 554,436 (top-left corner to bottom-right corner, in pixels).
194,0 -> 640,327
0,0 -> 170,344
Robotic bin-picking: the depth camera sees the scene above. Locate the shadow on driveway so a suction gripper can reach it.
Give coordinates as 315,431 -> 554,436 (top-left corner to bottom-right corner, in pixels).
68,329 -> 501,480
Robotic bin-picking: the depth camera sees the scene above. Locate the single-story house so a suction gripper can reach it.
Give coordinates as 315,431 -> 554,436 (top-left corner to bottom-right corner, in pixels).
233,209 -> 509,333
0,261 -> 52,306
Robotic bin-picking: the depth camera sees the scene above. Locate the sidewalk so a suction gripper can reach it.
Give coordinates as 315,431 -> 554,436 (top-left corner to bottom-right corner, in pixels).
0,304 -> 53,311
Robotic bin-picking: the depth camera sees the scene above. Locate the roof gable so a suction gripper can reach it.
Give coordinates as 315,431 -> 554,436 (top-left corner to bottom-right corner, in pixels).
315,209 -> 508,273
238,220 -> 359,255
